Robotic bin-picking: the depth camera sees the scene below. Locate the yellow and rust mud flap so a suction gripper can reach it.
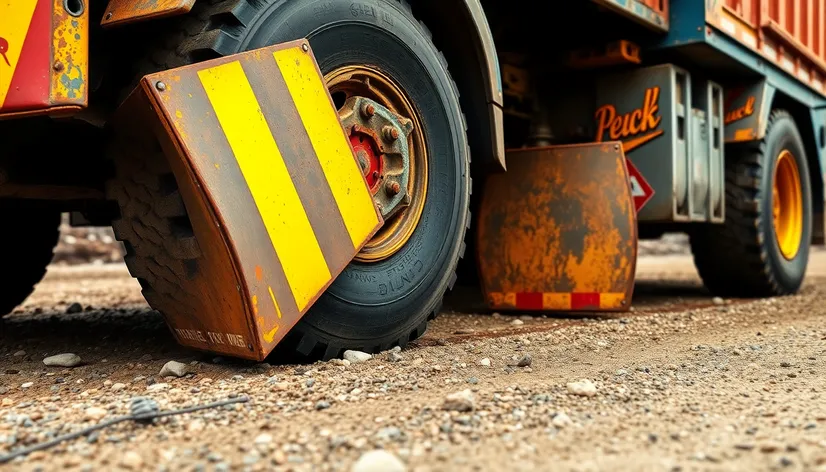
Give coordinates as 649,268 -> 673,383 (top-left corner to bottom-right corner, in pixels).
113,40 -> 383,360
101,0 -> 194,28
477,143 -> 637,312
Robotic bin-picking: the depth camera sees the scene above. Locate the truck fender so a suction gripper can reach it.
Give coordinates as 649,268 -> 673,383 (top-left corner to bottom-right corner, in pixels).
408,0 -> 506,172
723,80 -> 775,143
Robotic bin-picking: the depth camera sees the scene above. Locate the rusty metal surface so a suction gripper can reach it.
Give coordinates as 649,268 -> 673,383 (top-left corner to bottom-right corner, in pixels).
476,143 -> 637,312
101,0 -> 195,27
0,0 -> 87,117
113,40 -> 382,360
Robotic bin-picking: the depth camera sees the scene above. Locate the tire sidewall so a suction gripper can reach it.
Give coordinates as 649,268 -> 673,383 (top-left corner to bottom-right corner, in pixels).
237,0 -> 469,346
761,115 -> 812,291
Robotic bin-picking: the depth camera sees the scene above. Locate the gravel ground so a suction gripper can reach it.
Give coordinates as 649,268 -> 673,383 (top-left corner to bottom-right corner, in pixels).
2,254 -> 826,471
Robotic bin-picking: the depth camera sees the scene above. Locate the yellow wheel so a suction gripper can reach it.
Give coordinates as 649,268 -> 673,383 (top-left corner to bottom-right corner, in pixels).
690,110 -> 812,297
772,150 -> 804,260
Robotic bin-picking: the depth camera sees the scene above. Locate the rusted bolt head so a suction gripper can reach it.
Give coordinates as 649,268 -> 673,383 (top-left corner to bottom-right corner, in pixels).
155,81 -> 167,92
302,43 -> 309,52
382,126 -> 399,141
104,12 -> 113,20
53,61 -> 64,72
361,103 -> 375,118
372,171 -> 379,180
386,180 -> 401,195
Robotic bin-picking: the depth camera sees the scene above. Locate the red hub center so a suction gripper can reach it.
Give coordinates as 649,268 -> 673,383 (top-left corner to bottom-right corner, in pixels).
350,131 -> 383,192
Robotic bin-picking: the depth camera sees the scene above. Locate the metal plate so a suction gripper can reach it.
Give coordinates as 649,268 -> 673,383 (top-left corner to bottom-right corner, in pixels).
723,80 -> 774,143
116,40 -> 383,360
101,0 -> 194,27
0,0 -> 88,116
477,143 -> 637,312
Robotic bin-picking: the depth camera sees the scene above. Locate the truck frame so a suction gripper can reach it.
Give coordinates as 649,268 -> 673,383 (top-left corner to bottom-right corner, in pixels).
0,0 -> 821,360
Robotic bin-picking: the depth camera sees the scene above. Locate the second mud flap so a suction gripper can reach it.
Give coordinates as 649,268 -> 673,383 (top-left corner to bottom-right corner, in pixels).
476,143 -> 638,312
113,40 -> 383,361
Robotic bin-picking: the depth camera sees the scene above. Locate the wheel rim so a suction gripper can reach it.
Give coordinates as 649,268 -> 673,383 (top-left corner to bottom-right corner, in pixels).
772,149 -> 804,260
325,65 -> 428,263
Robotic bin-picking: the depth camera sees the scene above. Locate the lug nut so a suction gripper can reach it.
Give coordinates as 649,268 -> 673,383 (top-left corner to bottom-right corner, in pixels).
382,126 -> 399,141
386,181 -> 401,195
361,103 -> 375,118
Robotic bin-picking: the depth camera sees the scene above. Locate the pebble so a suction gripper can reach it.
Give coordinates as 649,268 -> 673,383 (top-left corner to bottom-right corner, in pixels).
480,358 -> 491,367
20,382 -> 33,389
386,352 -> 403,363
12,350 -> 26,357
84,407 -> 107,421
515,354 -> 532,367
567,379 -> 597,397
316,401 -> 331,411
780,361 -> 792,368
159,360 -> 188,378
552,412 -> 573,428
511,319 -> 524,326
351,450 -> 406,472
66,302 -> 83,314
254,433 -> 273,445
712,297 -> 725,305
147,383 -> 169,392
443,389 -> 475,412
43,353 -> 82,368
760,442 -> 782,453
111,383 -> 126,392
343,350 -> 372,364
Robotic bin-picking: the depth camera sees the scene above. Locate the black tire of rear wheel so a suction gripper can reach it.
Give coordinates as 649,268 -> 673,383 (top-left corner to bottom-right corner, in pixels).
689,110 -> 812,297
106,0 -> 471,360
0,209 -> 61,316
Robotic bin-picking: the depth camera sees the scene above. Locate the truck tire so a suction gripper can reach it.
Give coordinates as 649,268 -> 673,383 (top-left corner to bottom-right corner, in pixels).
107,0 -> 470,360
0,209 -> 61,316
690,110 -> 812,297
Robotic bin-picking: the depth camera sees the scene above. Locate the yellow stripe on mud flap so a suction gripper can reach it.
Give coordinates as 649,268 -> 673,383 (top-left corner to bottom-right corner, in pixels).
273,47 -> 380,248
197,61 -> 331,311
0,1 -> 38,107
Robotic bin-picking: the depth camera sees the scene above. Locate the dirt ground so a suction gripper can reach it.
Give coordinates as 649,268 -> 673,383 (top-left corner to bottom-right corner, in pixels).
2,253 -> 826,471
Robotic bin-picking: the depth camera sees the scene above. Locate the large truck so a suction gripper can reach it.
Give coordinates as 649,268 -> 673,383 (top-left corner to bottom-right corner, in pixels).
0,0 -> 822,361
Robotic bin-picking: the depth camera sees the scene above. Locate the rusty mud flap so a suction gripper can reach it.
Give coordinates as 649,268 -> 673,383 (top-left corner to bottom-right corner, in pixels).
113,40 -> 383,360
476,143 -> 637,312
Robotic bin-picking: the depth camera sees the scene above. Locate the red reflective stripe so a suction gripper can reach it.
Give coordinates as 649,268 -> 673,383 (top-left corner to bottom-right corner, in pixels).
2,0 -> 51,111
570,292 -> 600,310
515,292 -> 543,310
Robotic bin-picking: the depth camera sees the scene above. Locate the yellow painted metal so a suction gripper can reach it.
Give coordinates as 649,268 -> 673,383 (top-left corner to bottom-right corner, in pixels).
274,48 -> 382,249
0,2 -> 38,107
51,0 -> 88,105
197,61 -> 333,312
773,150 -> 804,260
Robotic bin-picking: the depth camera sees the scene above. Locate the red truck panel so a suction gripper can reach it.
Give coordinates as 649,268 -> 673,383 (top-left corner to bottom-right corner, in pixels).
710,0 -> 826,96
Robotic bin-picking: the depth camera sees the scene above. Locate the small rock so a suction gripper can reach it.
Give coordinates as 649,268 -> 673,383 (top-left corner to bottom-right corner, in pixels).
343,350 -> 372,364
780,361 -> 792,368
515,354 -> 532,367
66,302 -> 83,314
712,297 -> 725,305
760,442 -> 782,453
1,398 -> 13,406
552,412 -> 573,429
510,319 -> 524,326
480,358 -> 491,367
387,352 -> 403,363
147,383 -> 169,392
111,383 -> 126,392
159,361 -> 188,378
43,353 -> 82,368
120,451 -> 143,469
254,433 -> 272,445
567,379 -> 597,397
734,443 -> 755,450
316,401 -> 331,411
12,350 -> 26,357
20,382 -> 33,389
443,389 -> 475,412
351,450 -> 406,472
779,457 -> 793,467
454,328 -> 476,335
84,407 -> 107,422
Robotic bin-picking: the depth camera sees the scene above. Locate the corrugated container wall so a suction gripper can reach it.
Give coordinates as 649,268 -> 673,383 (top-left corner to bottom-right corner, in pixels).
711,0 -> 826,96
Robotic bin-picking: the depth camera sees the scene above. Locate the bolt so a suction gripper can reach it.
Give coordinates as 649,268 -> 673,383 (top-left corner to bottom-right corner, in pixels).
104,12 -> 113,20
53,61 -> 64,72
386,181 -> 401,195
351,124 -> 360,134
382,126 -> 399,141
155,81 -> 167,92
302,43 -> 309,52
372,171 -> 379,180
361,103 -> 375,118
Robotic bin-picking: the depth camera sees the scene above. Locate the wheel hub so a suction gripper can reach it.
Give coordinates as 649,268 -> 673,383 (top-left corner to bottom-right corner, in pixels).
772,149 -> 804,260
340,96 -> 414,220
